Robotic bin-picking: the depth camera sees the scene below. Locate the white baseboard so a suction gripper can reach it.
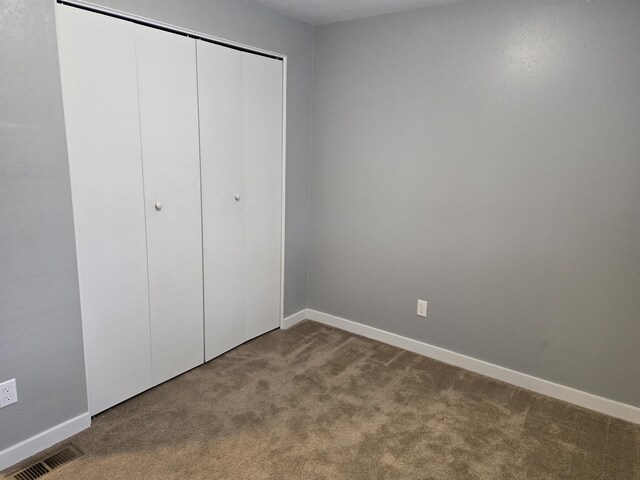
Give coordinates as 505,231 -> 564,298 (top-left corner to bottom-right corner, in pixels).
283,308 -> 639,424
0,412 -> 91,472
281,309 -> 310,329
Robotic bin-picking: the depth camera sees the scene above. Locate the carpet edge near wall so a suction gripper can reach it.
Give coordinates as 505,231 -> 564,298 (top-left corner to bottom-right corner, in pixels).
282,308 -> 640,425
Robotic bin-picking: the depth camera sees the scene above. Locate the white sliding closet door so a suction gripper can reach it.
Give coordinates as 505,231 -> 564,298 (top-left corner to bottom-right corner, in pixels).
56,6 -> 152,414
197,41 -> 283,361
135,27 -> 204,384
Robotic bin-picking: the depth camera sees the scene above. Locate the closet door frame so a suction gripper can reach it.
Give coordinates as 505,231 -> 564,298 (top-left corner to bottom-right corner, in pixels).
56,0 -> 288,330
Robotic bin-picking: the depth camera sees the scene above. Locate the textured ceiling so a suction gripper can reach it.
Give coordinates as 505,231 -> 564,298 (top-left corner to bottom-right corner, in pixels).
251,0 -> 463,26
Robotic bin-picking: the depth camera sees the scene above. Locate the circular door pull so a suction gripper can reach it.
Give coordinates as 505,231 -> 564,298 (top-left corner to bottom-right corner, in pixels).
155,202 -> 162,211
234,194 -> 241,202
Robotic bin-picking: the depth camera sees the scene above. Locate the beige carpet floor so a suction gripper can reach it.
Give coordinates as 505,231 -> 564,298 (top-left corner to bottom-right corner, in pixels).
5,320 -> 639,480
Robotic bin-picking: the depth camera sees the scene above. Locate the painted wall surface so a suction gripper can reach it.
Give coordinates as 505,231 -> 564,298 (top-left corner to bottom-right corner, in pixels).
93,0 -> 314,317
0,0 -> 88,451
310,0 -> 640,406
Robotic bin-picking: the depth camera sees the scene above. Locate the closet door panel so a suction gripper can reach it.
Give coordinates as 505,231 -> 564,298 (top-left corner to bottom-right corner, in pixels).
135,26 -> 204,384
197,42 -> 246,361
56,5 -> 152,414
242,53 -> 283,340
198,41 -> 283,362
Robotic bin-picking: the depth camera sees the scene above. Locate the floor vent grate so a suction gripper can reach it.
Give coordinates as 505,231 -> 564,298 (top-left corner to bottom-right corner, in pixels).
8,446 -> 83,480
11,462 -> 48,480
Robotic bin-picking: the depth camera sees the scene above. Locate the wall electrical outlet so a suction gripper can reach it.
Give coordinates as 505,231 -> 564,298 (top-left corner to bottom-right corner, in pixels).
417,300 -> 428,318
0,379 -> 18,408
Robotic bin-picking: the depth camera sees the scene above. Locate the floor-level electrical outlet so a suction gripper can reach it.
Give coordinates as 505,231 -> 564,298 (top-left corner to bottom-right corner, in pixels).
417,300 -> 428,318
0,378 -> 18,408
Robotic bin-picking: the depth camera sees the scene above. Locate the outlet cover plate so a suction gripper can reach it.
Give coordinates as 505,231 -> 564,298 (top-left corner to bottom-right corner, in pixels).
0,378 -> 18,408
417,300 -> 428,318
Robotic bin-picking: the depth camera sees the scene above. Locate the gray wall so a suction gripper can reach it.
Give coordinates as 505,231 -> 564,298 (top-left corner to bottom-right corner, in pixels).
93,0 -> 314,316
1,0 -> 312,454
0,0 -> 88,451
310,0 -> 640,406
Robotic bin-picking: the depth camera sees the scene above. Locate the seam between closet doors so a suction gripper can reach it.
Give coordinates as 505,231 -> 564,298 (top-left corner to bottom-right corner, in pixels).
132,25 -> 155,381
195,40 -> 207,364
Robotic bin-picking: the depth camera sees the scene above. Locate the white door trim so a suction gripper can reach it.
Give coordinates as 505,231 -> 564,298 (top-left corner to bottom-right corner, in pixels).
283,309 -> 640,425
279,57 -> 288,329
56,0 -> 285,60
